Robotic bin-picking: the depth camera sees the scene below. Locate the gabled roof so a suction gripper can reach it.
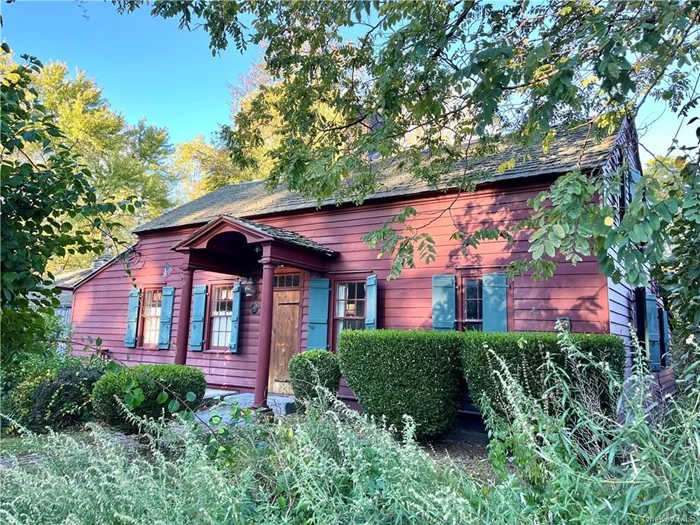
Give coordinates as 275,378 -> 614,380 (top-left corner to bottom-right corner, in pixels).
172,216 -> 334,256
54,267 -> 96,290
135,125 -> 618,234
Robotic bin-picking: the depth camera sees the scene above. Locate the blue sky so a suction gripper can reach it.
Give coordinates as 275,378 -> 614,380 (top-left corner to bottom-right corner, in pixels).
2,1 -> 695,162
2,1 -> 259,144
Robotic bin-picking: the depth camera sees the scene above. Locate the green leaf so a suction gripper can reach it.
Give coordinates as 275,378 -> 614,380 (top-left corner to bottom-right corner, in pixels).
185,391 -> 196,403
167,400 -> 181,413
157,391 -> 169,404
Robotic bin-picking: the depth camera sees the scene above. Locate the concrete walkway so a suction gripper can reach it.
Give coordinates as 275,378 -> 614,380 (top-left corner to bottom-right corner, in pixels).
198,390 -> 296,425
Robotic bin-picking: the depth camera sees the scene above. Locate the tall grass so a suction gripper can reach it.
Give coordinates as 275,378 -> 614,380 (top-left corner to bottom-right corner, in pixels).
2,331 -> 699,524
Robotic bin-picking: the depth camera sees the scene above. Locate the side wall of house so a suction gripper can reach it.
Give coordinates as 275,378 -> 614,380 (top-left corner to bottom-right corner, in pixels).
603,122 -> 675,397
72,178 -> 611,392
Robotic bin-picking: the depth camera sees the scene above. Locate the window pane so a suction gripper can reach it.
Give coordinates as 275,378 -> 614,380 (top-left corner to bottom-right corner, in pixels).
356,283 -> 366,299
466,279 -> 479,299
292,275 -> 300,287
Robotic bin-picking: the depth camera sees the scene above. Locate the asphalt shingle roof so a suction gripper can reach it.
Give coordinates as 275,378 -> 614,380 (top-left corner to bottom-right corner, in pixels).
135,125 -> 616,234
54,267 -> 96,290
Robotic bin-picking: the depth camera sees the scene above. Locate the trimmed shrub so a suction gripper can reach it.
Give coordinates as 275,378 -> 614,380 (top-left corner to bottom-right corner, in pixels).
91,364 -> 206,431
288,350 -> 342,405
338,330 -> 463,439
461,331 -> 625,415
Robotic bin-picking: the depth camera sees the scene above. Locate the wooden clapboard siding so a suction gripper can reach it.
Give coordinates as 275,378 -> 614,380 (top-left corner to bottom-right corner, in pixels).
73,178 -> 612,392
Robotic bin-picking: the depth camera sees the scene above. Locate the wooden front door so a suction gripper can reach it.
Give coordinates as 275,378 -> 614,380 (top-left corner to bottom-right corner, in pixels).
268,288 -> 301,395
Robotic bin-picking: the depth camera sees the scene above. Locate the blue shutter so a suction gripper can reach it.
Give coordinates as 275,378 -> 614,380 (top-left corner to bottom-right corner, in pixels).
365,274 -> 377,330
229,282 -> 242,353
124,288 -> 141,348
660,309 -> 671,366
646,294 -> 661,371
158,286 -> 175,350
432,275 -> 456,330
189,285 -> 208,352
307,278 -> 330,349
483,273 -> 508,332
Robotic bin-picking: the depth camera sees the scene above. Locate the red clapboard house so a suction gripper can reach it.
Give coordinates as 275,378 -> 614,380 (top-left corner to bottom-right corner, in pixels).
69,122 -> 674,408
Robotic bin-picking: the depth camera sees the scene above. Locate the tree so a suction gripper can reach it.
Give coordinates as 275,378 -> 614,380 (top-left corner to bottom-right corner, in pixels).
171,134 -> 240,200
1,46 -> 136,372
2,57 -> 177,270
116,1 -> 700,331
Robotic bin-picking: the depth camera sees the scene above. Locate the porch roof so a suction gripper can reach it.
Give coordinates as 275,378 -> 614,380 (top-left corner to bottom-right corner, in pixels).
172,215 -> 334,257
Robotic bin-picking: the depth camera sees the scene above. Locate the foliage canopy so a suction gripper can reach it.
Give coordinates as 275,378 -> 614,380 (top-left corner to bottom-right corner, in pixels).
115,0 -> 700,331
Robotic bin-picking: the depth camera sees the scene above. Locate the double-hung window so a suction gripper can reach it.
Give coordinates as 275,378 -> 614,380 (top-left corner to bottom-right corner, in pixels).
209,286 -> 233,349
140,288 -> 163,347
335,282 -> 366,338
462,277 -> 483,331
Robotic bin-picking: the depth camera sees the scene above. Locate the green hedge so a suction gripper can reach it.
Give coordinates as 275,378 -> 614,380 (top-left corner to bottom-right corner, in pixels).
91,364 -> 206,431
461,332 -> 625,415
338,330 -> 463,439
288,350 -> 342,406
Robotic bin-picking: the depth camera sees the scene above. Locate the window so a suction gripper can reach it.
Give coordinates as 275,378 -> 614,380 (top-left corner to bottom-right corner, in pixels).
335,282 -> 366,337
140,289 -> 163,346
273,274 -> 300,288
209,286 -> 233,349
463,278 -> 483,331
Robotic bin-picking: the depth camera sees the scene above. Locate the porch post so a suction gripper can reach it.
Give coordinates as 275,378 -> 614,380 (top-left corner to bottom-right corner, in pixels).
253,261 -> 276,409
174,266 -> 194,365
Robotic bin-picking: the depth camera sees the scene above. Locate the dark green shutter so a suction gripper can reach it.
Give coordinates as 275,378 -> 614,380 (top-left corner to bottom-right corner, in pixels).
432,275 -> 456,330
660,309 -> 670,367
124,288 -> 141,348
229,282 -> 242,353
189,285 -> 207,351
645,294 -> 661,371
365,274 -> 377,330
307,278 -> 330,349
483,273 -> 508,332
158,286 -> 175,350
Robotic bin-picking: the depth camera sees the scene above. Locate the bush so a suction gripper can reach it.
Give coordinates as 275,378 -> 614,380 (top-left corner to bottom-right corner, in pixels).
288,350 -> 342,406
338,330 -> 463,438
4,351 -> 107,432
91,364 -> 206,431
4,333 -> 699,525
26,368 -> 105,431
461,331 -> 625,416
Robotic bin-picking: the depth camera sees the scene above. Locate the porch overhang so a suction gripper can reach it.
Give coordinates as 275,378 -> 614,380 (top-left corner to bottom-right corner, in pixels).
171,215 -> 335,273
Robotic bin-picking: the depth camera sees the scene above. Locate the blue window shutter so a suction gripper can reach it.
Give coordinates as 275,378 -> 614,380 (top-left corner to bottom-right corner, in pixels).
483,273 -> 508,332
660,309 -> 670,366
365,274 -> 378,330
307,278 -> 330,349
229,282 -> 242,353
432,275 -> 456,331
189,285 -> 208,352
124,288 -> 141,348
646,294 -> 661,371
158,286 -> 175,350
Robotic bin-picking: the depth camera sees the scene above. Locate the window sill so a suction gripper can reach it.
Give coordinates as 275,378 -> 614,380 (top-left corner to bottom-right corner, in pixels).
137,345 -> 160,351
203,348 -> 232,354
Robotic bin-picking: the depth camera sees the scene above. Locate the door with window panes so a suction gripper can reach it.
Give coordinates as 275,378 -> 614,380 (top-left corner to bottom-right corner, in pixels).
269,273 -> 301,394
